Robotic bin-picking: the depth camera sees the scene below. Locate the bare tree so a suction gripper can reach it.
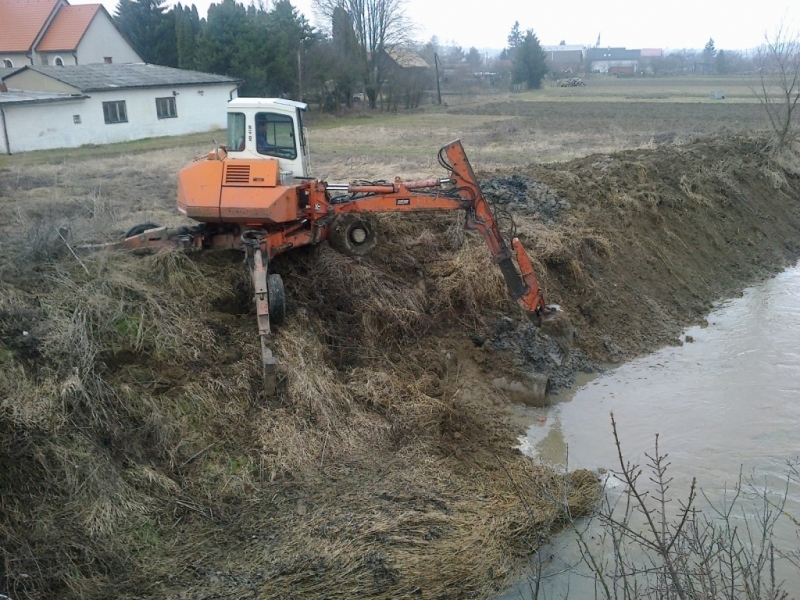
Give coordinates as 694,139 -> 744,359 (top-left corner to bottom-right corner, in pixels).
313,0 -> 411,108
755,22 -> 800,150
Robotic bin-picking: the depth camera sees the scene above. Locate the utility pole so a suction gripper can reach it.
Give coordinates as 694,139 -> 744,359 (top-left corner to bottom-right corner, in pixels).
434,53 -> 442,104
297,49 -> 303,102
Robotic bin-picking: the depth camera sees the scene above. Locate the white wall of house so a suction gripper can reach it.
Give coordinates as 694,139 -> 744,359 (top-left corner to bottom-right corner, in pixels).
75,13 -> 142,65
2,54 -> 30,68
590,60 -> 639,74
1,84 -> 238,153
37,13 -> 141,66
38,52 -> 76,66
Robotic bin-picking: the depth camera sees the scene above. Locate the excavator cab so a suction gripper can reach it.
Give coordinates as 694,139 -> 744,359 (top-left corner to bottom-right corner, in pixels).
225,98 -> 310,179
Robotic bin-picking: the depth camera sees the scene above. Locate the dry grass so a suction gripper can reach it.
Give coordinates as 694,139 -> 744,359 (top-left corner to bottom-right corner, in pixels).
0,202 -> 599,598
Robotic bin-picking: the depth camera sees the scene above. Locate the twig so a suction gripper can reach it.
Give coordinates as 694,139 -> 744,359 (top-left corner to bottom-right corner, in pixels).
179,443 -> 216,469
56,227 -> 90,275
319,430 -> 329,469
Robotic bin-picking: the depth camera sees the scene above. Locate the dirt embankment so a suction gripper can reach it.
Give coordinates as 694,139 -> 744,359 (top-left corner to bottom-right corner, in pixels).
0,135 -> 799,599
485,135 -> 800,366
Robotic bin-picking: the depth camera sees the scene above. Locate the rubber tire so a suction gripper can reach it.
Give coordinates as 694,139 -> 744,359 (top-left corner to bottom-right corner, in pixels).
328,214 -> 378,257
124,222 -> 161,238
268,273 -> 285,325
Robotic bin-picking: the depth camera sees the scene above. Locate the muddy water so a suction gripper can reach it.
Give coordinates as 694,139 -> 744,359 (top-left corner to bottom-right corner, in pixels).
500,264 -> 800,598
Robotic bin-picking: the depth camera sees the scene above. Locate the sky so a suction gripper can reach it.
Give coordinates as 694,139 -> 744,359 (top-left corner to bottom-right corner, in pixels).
75,0 -> 799,52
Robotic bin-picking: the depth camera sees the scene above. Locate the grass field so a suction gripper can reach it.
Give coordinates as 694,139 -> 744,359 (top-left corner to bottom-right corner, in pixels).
0,74 -> 772,177
307,75 -> 770,177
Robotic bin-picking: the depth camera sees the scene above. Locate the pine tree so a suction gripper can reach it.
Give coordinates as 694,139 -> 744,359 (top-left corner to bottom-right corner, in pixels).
114,0 -> 178,66
507,21 -> 523,49
511,29 -> 548,89
703,38 -> 717,60
332,6 -> 365,108
466,47 -> 482,69
175,3 -> 200,70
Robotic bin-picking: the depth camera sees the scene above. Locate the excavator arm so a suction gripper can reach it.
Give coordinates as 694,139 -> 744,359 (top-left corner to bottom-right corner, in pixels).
325,140 -> 574,360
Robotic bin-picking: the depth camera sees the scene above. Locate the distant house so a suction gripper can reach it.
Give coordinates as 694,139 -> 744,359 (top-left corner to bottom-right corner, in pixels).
379,47 -> 431,109
542,45 -> 585,73
586,47 -> 641,75
0,0 -> 142,68
380,47 -> 430,75
0,63 -> 241,153
639,48 -> 664,74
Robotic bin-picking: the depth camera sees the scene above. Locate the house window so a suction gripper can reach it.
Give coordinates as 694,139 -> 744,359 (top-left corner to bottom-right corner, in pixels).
104,57 -> 112,64
155,97 -> 177,119
54,56 -> 64,66
3,59 -> 13,67
73,115 -> 81,124
102,101 -> 127,124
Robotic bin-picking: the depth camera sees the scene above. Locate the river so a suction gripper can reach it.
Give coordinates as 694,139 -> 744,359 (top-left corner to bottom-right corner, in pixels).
499,263 -> 800,599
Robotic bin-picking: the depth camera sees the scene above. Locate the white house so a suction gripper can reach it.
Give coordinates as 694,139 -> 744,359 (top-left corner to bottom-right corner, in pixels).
0,63 -> 242,154
0,0 -> 142,68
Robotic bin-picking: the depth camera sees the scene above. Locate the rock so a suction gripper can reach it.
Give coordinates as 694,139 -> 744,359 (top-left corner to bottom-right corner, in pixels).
492,373 -> 550,407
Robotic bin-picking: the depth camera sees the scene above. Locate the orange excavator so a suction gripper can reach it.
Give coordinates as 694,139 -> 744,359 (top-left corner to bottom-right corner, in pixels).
117,98 -> 573,393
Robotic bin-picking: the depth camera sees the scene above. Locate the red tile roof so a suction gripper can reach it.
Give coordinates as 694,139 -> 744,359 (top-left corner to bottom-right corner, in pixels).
37,4 -> 101,52
0,0 -> 61,52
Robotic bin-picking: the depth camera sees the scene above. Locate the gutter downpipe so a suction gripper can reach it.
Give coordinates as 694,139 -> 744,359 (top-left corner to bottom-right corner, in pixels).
1,107 -> 11,155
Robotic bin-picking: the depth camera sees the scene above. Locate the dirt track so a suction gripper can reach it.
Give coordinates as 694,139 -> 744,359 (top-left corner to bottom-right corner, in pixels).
1,133 -> 799,599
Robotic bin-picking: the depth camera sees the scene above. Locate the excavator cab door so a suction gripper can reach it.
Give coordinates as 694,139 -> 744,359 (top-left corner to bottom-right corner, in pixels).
296,107 -> 310,177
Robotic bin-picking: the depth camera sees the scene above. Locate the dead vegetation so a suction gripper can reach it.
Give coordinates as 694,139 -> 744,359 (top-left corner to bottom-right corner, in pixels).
1,127 -> 800,598
0,181 -> 595,599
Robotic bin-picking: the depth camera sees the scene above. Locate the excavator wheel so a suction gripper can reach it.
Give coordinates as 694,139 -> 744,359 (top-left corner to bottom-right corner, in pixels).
124,222 -> 161,238
328,214 -> 378,257
268,273 -> 285,325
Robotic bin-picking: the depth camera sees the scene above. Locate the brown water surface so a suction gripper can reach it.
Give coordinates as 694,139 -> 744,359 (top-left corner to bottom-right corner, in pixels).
501,264 -> 800,598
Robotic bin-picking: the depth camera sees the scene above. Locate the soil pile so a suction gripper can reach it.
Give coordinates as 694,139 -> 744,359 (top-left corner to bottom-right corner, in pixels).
0,134 -> 799,599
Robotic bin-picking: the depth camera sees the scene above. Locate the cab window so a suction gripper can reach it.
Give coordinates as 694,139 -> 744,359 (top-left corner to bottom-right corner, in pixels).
227,112 -> 246,151
255,112 -> 297,159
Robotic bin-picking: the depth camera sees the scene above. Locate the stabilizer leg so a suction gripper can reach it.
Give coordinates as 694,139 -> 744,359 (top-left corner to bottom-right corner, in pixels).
247,244 -> 277,395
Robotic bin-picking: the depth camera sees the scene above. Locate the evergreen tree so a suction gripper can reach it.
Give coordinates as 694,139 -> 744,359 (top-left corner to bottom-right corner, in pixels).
507,21 -> 523,50
703,38 -> 717,60
114,0 -> 178,66
331,6 -> 365,108
715,48 -> 728,74
466,47 -> 482,69
446,46 -> 465,64
194,0 -> 245,76
265,0 -> 314,97
511,29 -> 547,89
175,3 -> 201,70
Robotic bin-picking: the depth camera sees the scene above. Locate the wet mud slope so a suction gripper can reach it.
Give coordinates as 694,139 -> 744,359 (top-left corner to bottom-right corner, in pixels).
0,135 -> 799,599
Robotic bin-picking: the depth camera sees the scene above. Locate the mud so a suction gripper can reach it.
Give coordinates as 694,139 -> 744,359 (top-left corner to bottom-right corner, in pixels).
1,134 -> 799,599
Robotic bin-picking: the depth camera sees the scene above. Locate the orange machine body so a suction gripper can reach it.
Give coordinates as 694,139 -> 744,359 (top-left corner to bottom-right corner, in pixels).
178,150 -> 300,226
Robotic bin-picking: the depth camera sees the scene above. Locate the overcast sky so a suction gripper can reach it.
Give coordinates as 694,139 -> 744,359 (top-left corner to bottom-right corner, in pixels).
76,0 -> 798,52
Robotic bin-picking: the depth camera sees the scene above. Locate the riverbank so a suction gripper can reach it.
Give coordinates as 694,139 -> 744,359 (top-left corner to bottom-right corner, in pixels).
1,133 -> 799,598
